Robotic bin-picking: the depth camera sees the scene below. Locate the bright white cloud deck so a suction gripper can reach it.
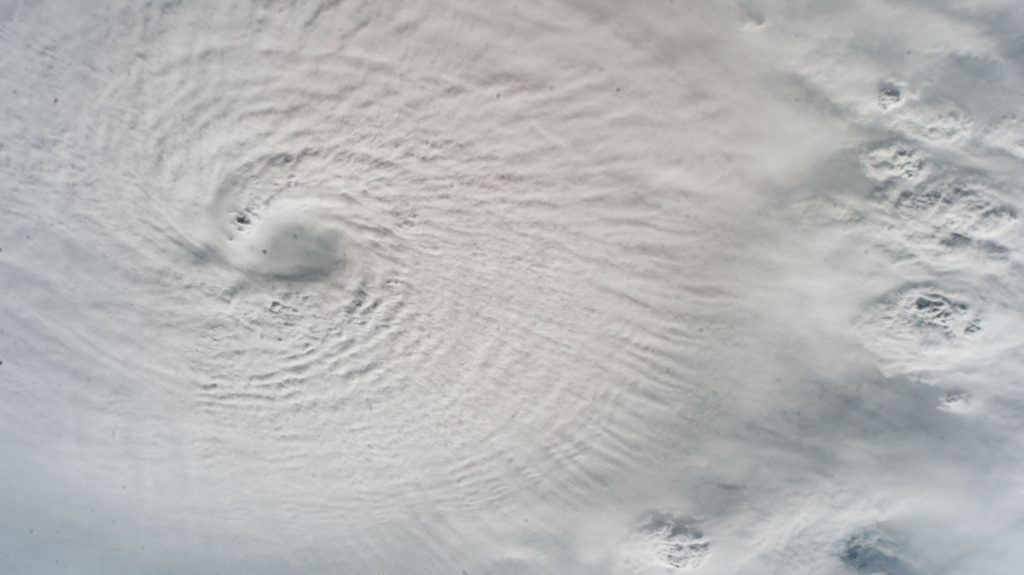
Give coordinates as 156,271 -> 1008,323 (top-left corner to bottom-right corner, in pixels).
2,1 -> 1023,574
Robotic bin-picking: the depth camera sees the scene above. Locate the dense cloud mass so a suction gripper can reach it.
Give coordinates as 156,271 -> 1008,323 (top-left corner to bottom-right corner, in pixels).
2,1 -> 1024,574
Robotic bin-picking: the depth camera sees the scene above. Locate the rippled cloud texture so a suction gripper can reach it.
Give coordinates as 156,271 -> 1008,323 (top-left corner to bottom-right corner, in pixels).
2,1 -> 1024,574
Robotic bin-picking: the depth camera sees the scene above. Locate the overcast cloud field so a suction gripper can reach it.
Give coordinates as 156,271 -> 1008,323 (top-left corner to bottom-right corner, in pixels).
3,1 -> 1024,574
